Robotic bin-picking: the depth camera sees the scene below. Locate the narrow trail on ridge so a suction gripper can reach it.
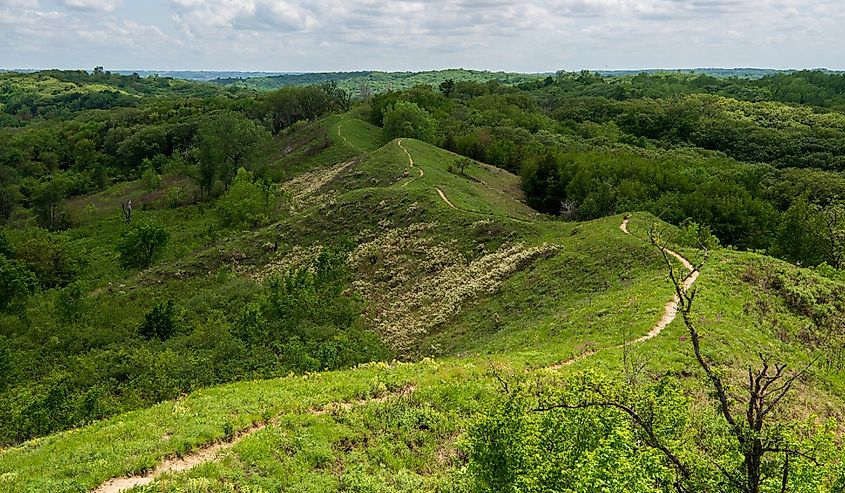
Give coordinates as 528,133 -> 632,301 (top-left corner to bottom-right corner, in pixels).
336,120 -> 359,151
91,386 -> 415,493
396,139 -> 533,224
398,139 -> 424,187
550,217 -> 700,369
397,139 -> 415,167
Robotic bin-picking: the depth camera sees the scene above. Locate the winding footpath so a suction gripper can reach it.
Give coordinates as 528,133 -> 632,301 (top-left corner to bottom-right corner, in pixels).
397,141 -> 532,225
336,120 -> 361,152
92,386 -> 415,493
90,143 -> 701,493
398,139 -> 424,188
551,217 -> 700,368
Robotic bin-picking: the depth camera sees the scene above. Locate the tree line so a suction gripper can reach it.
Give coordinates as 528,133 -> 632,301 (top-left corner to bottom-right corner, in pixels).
365,72 -> 845,268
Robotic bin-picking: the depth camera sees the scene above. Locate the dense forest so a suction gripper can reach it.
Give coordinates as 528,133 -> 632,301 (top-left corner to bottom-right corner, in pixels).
214,68 -> 547,95
368,70 -> 845,265
3,68 -> 845,491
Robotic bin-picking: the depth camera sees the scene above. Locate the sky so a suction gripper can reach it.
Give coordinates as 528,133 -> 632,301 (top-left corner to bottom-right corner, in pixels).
0,0 -> 842,72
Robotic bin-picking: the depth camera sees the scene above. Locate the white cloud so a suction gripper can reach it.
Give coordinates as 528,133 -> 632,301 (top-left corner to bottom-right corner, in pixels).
0,0 -> 843,71
61,0 -> 121,11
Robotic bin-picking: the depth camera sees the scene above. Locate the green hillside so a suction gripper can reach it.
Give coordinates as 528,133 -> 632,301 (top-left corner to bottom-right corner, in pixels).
3,70 -> 845,492
3,109 -> 845,492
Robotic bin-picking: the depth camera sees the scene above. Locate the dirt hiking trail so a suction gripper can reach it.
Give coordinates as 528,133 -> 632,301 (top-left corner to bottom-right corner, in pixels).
551,216 -> 700,368
92,386 -> 415,493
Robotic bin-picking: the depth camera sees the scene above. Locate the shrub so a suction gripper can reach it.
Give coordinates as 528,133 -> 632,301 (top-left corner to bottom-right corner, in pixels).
11,228 -> 83,289
0,256 -> 38,314
216,167 -> 272,229
140,167 -> 161,192
674,218 -> 720,250
138,299 -> 177,340
117,223 -> 170,270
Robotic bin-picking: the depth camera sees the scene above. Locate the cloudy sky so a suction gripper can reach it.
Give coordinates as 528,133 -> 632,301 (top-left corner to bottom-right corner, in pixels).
0,0 -> 842,71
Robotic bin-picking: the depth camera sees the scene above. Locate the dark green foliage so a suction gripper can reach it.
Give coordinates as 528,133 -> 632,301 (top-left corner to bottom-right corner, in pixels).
0,256 -> 38,314
0,185 -> 20,223
33,178 -> 68,230
196,110 -> 270,195
260,83 -> 350,135
772,195 -> 828,266
117,223 -> 170,270
381,101 -> 438,144
11,228 -> 83,289
138,299 -> 177,340
0,232 -> 12,258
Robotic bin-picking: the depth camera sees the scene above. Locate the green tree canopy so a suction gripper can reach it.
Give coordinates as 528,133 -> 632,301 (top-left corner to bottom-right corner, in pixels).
117,222 -> 170,270
196,111 -> 270,196
381,101 -> 438,144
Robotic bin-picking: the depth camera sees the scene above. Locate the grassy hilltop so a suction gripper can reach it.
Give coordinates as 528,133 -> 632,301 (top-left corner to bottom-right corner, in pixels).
2,70 -> 845,492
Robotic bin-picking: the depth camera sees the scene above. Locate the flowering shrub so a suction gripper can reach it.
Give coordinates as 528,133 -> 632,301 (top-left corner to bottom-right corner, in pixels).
348,222 -> 559,350
244,244 -> 324,283
281,160 -> 355,212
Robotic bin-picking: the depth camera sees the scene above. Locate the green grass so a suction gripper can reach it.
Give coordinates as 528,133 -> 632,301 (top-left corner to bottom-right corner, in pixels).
4,110 -> 845,491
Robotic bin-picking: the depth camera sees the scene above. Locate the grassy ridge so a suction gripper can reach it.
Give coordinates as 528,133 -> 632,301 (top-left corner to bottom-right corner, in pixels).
3,113 -> 845,491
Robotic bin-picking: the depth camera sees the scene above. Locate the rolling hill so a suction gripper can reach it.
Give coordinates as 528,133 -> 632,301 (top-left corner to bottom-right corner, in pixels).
2,110 -> 843,492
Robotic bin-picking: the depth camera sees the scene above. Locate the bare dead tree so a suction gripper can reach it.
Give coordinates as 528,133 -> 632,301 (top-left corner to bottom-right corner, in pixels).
648,224 -> 816,493
534,223 -> 816,493
121,200 -> 132,224
559,200 -> 578,220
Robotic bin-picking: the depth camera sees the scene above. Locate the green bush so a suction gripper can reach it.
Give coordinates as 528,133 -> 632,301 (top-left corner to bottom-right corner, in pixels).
674,218 -> 721,250
9,228 -> 82,289
138,299 -> 177,340
0,256 -> 38,314
382,101 -> 438,144
216,167 -> 273,229
140,167 -> 161,192
117,222 -> 169,270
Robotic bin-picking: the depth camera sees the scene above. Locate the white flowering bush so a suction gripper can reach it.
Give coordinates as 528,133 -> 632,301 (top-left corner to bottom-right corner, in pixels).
280,160 -> 355,212
348,223 -> 559,350
242,244 -> 323,283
